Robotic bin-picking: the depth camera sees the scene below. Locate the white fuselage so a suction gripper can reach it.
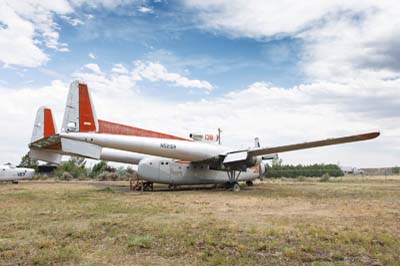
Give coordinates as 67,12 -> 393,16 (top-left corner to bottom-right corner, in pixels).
0,165 -> 35,182
61,132 -> 232,161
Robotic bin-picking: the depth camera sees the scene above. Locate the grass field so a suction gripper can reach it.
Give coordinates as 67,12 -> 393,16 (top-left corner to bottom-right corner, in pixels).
0,176 -> 399,266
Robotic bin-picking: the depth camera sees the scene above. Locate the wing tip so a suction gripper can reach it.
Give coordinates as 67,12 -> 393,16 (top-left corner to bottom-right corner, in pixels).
362,131 -> 380,140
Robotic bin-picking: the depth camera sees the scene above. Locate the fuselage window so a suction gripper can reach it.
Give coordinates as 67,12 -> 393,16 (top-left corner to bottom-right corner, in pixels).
161,162 -> 164,165
149,162 -> 152,165
166,162 -> 169,165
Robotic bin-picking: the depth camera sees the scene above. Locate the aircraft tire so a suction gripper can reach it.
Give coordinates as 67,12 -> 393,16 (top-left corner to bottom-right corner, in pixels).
231,182 -> 240,192
246,180 -> 254,186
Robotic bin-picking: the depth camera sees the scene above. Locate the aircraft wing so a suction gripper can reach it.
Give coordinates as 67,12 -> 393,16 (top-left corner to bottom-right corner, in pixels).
248,132 -> 380,156
221,132 -> 380,170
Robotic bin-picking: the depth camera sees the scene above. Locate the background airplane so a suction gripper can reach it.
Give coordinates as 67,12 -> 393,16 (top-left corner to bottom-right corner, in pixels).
0,163 -> 34,183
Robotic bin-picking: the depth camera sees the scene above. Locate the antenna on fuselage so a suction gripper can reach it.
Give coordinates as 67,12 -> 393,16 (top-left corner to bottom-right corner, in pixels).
218,128 -> 222,145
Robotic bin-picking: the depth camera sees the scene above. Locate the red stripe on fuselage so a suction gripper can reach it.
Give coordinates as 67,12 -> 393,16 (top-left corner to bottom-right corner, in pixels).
98,120 -> 191,141
175,160 -> 191,164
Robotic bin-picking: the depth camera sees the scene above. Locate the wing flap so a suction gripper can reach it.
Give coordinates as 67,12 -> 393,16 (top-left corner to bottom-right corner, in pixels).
248,132 -> 380,157
223,151 -> 248,164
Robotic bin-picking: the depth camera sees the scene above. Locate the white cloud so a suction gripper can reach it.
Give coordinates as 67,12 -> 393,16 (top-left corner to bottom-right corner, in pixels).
0,0 -> 144,68
0,0 -> 72,67
111,63 -> 129,74
183,0 -> 400,82
138,6 -> 153,13
74,61 -> 214,93
88,52 -> 96,59
0,80 -> 69,164
132,60 -> 214,92
61,15 -> 84,26
83,63 -> 103,74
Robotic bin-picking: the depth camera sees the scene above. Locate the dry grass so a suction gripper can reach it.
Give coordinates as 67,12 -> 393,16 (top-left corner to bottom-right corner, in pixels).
0,176 -> 399,266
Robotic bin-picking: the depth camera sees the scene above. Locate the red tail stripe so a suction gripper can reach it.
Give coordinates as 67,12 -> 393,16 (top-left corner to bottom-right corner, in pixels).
79,83 -> 96,132
98,120 -> 191,141
43,108 -> 55,137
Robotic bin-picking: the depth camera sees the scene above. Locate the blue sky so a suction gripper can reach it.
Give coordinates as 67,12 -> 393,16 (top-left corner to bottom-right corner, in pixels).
0,0 -> 399,166
0,1 -> 302,94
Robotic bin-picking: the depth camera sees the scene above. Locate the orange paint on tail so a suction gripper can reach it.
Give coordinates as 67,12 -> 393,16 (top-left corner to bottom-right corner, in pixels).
79,83 -> 96,132
43,108 -> 55,137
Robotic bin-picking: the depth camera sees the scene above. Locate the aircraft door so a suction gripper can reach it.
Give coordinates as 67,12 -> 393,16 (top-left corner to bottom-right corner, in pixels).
159,161 -> 171,183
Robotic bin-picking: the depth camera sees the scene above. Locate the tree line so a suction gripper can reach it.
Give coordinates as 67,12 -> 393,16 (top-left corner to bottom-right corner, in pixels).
265,158 -> 344,178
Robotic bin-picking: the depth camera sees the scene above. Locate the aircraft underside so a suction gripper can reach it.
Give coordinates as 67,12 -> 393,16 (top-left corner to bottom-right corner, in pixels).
138,158 -> 262,186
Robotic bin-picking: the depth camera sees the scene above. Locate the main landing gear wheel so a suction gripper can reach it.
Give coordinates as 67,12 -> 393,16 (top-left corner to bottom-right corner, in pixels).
143,182 -> 154,191
231,182 -> 241,192
246,180 -> 254,187
168,184 -> 177,190
226,169 -> 242,192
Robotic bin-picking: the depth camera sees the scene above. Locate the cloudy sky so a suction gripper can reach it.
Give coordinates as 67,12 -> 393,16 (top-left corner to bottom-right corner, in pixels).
1,0 -> 399,167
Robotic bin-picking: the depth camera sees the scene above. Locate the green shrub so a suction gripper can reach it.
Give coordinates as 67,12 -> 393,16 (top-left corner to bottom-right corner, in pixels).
54,158 -> 87,179
90,161 -> 108,178
319,173 -> 330,182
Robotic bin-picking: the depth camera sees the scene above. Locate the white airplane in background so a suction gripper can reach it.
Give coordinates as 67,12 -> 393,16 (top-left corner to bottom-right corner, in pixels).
0,163 -> 34,183
31,81 -> 380,191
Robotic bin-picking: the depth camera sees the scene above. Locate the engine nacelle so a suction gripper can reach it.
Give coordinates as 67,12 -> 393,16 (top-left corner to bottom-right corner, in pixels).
258,161 -> 266,178
246,155 -> 262,167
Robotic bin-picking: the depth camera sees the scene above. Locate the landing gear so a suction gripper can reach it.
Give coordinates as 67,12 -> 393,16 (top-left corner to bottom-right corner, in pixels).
142,182 -> 154,191
168,184 -> 177,190
231,182 -> 241,192
246,180 -> 253,187
226,170 -> 242,192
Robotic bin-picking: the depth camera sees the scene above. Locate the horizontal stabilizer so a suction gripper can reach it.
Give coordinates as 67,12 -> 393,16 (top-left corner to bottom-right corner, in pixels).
249,132 -> 380,156
29,148 -> 62,164
61,138 -> 102,159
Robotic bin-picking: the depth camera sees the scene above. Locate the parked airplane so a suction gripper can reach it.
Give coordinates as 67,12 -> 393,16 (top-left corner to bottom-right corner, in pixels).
0,163 -> 34,183
53,81 -> 379,191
